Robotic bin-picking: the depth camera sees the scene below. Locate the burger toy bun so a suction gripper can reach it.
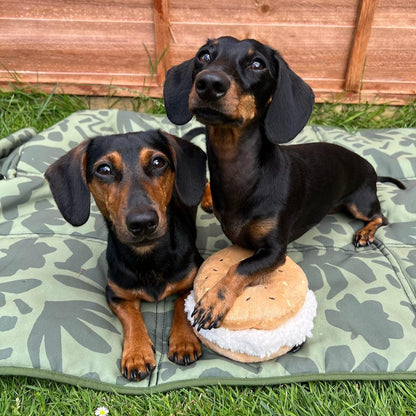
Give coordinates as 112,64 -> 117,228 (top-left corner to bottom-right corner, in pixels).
185,245 -> 317,362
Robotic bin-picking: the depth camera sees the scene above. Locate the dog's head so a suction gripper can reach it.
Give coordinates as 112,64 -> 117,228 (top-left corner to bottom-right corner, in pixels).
164,36 -> 314,143
45,130 -> 206,250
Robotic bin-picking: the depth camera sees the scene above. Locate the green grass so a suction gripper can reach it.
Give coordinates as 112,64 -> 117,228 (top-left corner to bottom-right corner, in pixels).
1,376 -> 415,416
1,85 -> 415,138
0,84 -> 165,138
0,85 -> 88,138
310,100 -> 416,131
1,86 -> 416,415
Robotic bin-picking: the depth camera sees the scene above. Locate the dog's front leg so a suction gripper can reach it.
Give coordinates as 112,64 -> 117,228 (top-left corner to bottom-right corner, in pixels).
201,182 -> 214,213
109,297 -> 156,381
168,291 -> 202,365
192,245 -> 286,330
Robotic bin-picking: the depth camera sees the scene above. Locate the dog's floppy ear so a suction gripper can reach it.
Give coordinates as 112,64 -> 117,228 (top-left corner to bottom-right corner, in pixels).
163,58 -> 195,125
44,140 -> 91,226
162,131 -> 207,207
264,52 -> 314,144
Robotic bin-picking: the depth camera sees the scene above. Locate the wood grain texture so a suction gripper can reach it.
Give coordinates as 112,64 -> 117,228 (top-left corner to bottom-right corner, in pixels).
0,20 -> 154,73
167,25 -> 354,81
168,0 -> 358,25
0,0 -> 414,104
364,27 -> 416,83
344,0 -> 379,92
373,0 -> 416,27
0,0 -> 153,21
153,0 -> 171,84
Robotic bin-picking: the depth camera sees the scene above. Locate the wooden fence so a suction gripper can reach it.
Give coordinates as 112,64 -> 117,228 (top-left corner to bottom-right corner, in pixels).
0,0 -> 415,104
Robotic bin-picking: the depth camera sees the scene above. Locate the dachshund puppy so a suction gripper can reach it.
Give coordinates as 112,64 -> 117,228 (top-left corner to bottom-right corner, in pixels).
45,129 -> 206,380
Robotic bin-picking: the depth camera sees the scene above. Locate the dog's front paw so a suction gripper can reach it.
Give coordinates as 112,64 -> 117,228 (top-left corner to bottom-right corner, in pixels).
121,343 -> 156,381
192,284 -> 236,330
168,333 -> 202,365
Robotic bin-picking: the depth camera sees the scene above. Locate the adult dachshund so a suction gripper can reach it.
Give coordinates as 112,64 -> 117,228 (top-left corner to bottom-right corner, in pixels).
163,36 -> 404,331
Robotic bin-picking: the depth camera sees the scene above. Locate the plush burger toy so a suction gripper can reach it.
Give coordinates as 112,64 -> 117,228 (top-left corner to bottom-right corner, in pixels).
185,245 -> 317,362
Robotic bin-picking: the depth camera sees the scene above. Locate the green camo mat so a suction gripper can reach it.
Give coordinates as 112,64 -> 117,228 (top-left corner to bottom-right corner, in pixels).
0,110 -> 415,394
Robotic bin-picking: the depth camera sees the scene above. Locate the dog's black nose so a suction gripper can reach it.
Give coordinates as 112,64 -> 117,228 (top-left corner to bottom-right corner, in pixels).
195,71 -> 230,101
126,211 -> 158,236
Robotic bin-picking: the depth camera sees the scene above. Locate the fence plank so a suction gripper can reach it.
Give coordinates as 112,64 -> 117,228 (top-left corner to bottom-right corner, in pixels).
153,0 -> 171,85
344,0 -> 379,92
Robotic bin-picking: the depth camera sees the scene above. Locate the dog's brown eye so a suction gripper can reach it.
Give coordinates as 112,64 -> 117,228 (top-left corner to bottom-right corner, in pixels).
151,156 -> 167,169
96,163 -> 112,176
250,59 -> 265,70
198,52 -> 211,63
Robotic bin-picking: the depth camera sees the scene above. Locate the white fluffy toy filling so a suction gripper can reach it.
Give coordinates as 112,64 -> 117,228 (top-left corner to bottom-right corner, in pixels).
185,290 -> 317,359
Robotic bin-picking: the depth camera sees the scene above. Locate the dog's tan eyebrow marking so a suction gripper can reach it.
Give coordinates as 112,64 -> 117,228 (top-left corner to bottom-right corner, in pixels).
93,151 -> 124,172
139,148 -> 166,169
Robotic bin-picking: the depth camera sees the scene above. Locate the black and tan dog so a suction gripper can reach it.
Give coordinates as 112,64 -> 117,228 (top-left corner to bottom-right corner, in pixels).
45,129 -> 206,381
163,36 -> 405,331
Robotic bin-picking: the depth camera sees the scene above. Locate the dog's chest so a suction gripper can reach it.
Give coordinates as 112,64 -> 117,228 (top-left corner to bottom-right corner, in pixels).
220,213 -> 276,249
221,215 -> 246,246
211,175 -> 274,248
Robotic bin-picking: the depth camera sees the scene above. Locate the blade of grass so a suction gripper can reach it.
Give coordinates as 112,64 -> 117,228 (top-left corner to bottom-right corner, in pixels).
34,84 -> 58,122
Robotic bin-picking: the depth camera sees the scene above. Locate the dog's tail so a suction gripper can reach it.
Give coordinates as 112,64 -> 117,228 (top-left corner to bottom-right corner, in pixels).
377,176 -> 406,190
181,127 -> 206,142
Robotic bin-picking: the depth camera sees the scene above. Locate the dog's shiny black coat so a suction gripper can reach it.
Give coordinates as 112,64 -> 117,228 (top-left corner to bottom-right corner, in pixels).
45,129 -> 206,379
46,130 -> 205,296
164,36 -> 405,330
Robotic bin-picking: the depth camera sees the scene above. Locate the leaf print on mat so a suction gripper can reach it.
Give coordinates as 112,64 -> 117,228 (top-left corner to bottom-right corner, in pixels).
326,294 -> 404,349
0,279 -> 42,308
390,182 -> 416,214
13,299 -> 33,314
325,345 -> 355,373
297,247 -> 349,298
354,352 -> 388,372
277,355 -> 319,375
54,240 -> 107,288
362,149 -> 406,178
395,353 -> 416,371
384,223 -> 416,245
54,239 -> 94,272
77,112 -> 115,137
0,316 -> 17,331
315,215 -> 348,236
28,300 -> 120,372
0,348 -> 12,360
0,238 -> 56,275
21,208 -> 67,234
0,177 -> 45,220
404,250 -> 416,282
19,146 -> 70,174
297,244 -> 381,298
400,301 -> 416,328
